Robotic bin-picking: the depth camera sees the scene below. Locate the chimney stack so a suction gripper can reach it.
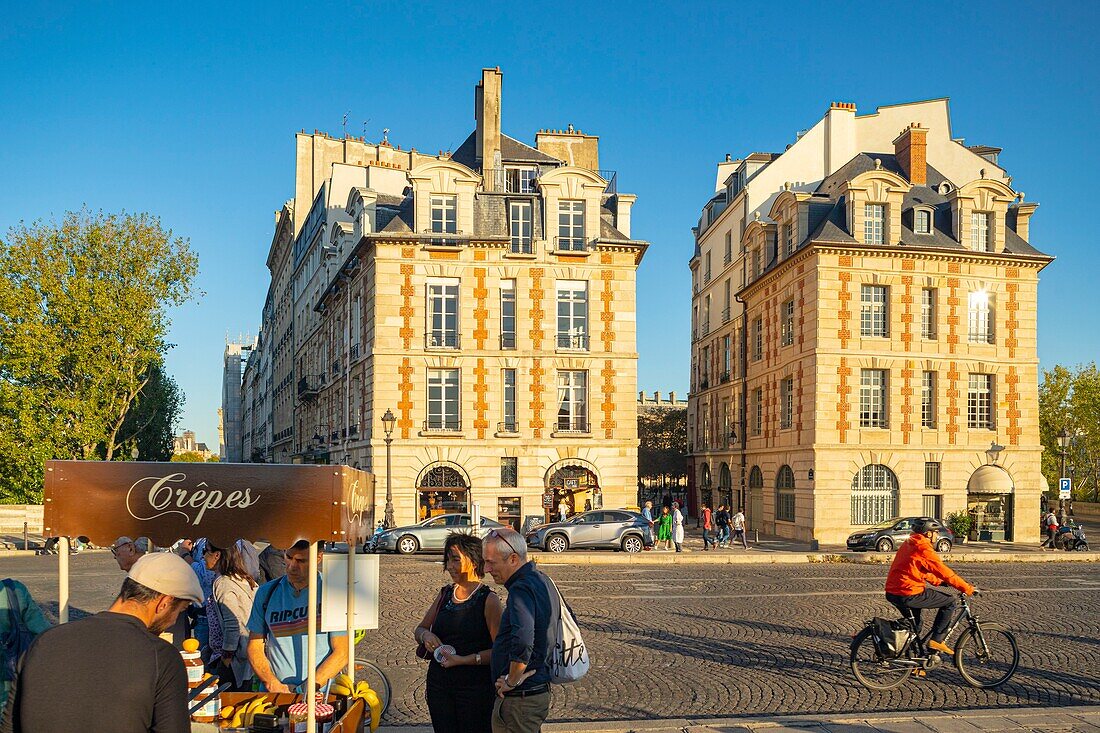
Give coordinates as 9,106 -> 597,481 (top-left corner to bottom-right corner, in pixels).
894,123 -> 928,186
475,67 -> 502,171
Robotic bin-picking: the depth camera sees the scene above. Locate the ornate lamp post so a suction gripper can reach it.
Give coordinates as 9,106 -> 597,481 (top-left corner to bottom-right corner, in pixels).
1057,427 -> 1071,499
382,408 -> 396,528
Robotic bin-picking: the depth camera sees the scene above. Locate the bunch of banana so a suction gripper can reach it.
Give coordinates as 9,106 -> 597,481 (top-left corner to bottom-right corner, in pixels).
326,675 -> 381,731
221,697 -> 276,728
328,672 -> 355,697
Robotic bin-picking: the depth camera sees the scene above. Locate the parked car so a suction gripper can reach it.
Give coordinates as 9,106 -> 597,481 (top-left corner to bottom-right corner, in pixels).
846,516 -> 954,553
525,509 -> 654,553
376,513 -> 505,555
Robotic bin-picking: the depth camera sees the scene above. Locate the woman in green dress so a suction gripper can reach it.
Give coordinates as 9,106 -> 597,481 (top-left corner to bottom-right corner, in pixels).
657,505 -> 673,550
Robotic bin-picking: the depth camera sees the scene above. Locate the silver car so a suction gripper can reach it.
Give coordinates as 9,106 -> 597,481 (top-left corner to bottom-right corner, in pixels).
525,509 -> 653,553
377,513 -> 505,555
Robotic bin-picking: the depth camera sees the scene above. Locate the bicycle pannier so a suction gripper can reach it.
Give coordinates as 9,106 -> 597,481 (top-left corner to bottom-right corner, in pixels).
871,617 -> 913,658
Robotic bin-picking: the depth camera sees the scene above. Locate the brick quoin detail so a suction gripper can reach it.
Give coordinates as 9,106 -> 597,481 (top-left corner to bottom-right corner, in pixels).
946,278 -> 959,355
473,267 -> 488,350
601,270 -> 616,352
796,362 -> 804,442
529,268 -> 545,350
401,247 -> 415,259
1005,281 -> 1019,358
901,359 -> 913,445
1007,366 -> 1021,446
529,358 -> 544,438
398,357 -> 414,440
838,271 -> 852,349
474,358 -> 489,439
901,275 -> 913,351
400,264 -> 415,350
797,279 -> 806,347
601,360 -> 617,438
946,361 -> 960,445
473,250 -> 487,262
836,358 -> 851,443
901,259 -> 915,272
601,252 -> 613,265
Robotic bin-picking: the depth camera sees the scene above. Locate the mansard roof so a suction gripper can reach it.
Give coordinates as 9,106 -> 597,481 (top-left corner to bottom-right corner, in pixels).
450,131 -> 562,169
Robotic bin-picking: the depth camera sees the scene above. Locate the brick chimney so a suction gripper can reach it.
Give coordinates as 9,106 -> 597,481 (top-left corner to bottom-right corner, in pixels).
894,123 -> 928,185
474,67 -> 502,170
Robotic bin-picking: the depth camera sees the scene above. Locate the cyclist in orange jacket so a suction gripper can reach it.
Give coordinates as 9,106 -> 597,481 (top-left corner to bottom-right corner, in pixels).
884,519 -> 975,655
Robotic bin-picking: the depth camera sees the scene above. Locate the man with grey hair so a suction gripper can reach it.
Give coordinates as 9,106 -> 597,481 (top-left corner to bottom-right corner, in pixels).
482,528 -> 559,732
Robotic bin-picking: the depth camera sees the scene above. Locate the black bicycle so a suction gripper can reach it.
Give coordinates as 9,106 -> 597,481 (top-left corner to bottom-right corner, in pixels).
850,590 -> 1019,689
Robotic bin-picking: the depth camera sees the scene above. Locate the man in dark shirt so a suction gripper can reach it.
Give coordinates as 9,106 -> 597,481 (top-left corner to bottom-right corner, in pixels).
483,528 -> 559,733
8,552 -> 204,733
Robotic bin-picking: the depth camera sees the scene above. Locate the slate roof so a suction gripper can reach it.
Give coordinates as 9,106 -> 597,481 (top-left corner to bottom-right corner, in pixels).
451,131 -> 562,169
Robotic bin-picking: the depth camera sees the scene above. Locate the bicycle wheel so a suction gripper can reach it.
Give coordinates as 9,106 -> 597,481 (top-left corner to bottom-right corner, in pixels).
353,658 -> 392,716
954,623 -> 1019,688
850,627 -> 910,690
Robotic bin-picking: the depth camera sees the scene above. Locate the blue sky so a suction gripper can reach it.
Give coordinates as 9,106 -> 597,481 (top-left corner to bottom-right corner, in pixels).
2,1 -> 1098,448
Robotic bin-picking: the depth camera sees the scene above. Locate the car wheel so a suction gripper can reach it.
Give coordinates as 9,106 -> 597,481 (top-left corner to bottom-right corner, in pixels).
396,535 -> 419,555
936,539 -> 952,553
875,537 -> 894,553
546,534 -> 569,553
621,535 -> 643,553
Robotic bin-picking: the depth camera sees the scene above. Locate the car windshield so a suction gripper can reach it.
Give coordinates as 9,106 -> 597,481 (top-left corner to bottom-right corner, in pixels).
867,519 -> 901,530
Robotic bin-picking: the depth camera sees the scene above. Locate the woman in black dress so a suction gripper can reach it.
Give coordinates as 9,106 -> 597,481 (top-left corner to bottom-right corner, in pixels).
414,532 -> 503,733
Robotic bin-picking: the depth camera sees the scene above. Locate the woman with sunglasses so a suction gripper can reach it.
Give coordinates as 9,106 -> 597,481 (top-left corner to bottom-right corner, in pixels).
414,532 -> 502,733
204,540 -> 258,691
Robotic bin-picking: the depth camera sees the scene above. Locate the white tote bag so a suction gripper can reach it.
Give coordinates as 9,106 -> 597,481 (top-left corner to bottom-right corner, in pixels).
545,575 -> 590,683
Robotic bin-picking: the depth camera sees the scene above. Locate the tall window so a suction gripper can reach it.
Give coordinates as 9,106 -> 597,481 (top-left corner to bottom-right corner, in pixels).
724,232 -> 732,265
751,247 -> 761,279
781,299 -> 795,346
915,208 -> 932,235
776,466 -> 796,522
723,279 -> 731,322
859,369 -> 888,428
968,373 -> 994,429
924,461 -> 941,491
921,371 -> 936,428
427,280 -> 459,348
921,288 -> 937,340
752,317 -> 763,361
704,252 -> 712,284
556,370 -> 588,432
780,376 -> 794,429
751,388 -> 762,436
500,280 -> 516,349
861,285 -> 888,337
864,204 -> 885,245
784,220 -> 796,257
558,200 -> 585,250
430,195 -> 457,234
509,201 -> 533,254
427,369 -> 460,430
500,457 -> 518,487
722,335 -> 731,379
851,464 -> 899,525
971,211 -> 992,252
502,369 -> 517,432
968,291 -> 994,344
556,281 -> 588,350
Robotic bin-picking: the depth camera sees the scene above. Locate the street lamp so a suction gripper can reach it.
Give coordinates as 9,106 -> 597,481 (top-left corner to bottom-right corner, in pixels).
1057,427 -> 1071,488
382,408 -> 396,529
985,441 -> 1005,466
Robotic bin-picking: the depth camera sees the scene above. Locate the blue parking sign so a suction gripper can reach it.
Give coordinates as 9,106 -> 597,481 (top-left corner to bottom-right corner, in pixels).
1059,477 -> 1072,499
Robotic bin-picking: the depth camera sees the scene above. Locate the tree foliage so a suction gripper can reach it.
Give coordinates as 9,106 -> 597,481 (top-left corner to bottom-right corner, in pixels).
171,451 -> 208,463
0,210 -> 199,503
117,362 -> 185,462
1039,363 -> 1100,501
638,407 -> 688,485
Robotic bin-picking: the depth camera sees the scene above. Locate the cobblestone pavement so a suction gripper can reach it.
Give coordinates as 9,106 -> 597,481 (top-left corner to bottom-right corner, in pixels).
4,553 -> 1099,727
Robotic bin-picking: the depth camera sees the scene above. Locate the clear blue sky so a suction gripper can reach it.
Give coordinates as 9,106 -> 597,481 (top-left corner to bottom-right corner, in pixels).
2,1 -> 1098,448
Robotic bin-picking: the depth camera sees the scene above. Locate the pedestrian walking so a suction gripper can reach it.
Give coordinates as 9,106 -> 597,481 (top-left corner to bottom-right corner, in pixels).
0,579 -> 50,727
732,507 -> 749,549
672,502 -> 685,553
557,498 -> 568,523
482,528 -> 558,733
414,533 -> 502,733
204,540 -> 258,691
1041,509 -> 1058,549
642,501 -> 655,550
657,506 -> 673,550
701,503 -> 715,551
715,505 -> 731,547
8,552 -> 203,733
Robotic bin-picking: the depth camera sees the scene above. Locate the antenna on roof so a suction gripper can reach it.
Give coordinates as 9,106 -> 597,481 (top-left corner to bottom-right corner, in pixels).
362,118 -> 371,139
382,128 -> 390,144
342,111 -> 350,137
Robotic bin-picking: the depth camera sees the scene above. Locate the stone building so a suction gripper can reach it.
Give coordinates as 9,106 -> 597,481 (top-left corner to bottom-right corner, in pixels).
689,99 -> 1051,544
249,68 -> 647,530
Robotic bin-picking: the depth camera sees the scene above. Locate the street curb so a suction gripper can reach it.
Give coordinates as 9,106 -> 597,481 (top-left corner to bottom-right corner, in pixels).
0,550 -> 38,557
533,550 -> 1100,565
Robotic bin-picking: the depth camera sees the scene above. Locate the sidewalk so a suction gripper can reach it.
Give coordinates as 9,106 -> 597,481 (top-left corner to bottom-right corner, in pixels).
379,705 -> 1100,732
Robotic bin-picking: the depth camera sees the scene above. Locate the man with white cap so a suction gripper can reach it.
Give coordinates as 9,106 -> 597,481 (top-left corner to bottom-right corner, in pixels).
7,552 -> 203,733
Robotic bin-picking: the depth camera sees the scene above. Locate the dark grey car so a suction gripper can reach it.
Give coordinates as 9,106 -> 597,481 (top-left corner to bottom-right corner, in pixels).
846,516 -> 955,553
525,509 -> 654,553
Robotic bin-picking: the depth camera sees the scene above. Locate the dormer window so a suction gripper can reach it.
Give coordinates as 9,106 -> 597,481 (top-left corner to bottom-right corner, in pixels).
864,204 -> 885,244
558,200 -> 585,251
430,195 -> 457,234
914,208 -> 932,235
971,212 -> 992,252
784,220 -> 796,257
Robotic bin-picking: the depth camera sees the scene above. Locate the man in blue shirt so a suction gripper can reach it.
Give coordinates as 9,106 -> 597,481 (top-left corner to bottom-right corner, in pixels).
246,541 -> 347,693
483,528 -> 559,732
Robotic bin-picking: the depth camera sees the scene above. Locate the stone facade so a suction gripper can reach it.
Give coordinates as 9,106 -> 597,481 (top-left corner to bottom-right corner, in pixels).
690,100 -> 1051,545
246,68 -> 647,530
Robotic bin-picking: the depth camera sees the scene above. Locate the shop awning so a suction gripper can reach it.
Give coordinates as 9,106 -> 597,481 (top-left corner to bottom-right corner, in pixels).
967,465 -> 1014,494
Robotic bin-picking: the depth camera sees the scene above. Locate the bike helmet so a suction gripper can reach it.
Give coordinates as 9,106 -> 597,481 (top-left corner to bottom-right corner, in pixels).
913,518 -> 938,535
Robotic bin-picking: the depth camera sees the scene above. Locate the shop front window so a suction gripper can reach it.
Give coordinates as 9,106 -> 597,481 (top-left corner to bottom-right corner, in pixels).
418,465 -> 469,521
546,465 -> 600,519
967,494 -> 1012,542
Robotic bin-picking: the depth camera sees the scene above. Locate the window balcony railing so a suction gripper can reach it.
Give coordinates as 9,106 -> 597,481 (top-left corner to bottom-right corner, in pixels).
509,240 -> 535,255
704,271 -> 712,285
555,418 -> 590,434
722,307 -> 731,324
700,377 -> 710,390
724,251 -> 732,266
423,419 -> 462,433
497,420 -> 518,434
556,333 -> 589,350
483,168 -> 540,194
597,170 -> 618,195
297,376 -> 322,400
501,333 -> 517,349
424,232 -> 464,247
701,319 -> 711,336
720,371 -> 731,383
555,236 -> 588,252
426,332 -> 460,349
692,328 -> 698,342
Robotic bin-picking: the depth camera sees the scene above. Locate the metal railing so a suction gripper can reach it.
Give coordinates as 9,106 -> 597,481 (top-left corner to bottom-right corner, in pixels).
423,419 -> 462,433
555,418 -> 590,433
555,236 -> 588,252
510,239 -> 535,255
350,343 -> 360,360
598,170 -> 618,195
426,332 -> 460,349
483,168 -> 540,194
497,420 -> 518,434
720,371 -> 731,383
700,377 -> 710,390
556,333 -> 589,350
297,376 -> 321,400
426,236 -> 464,247
701,319 -> 710,336
722,307 -> 731,324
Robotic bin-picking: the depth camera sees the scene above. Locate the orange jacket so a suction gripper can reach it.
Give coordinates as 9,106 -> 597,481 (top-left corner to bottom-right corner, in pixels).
885,533 -> 974,597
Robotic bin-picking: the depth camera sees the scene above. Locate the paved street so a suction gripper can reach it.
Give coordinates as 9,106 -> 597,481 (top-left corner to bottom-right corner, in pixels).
3,553 -> 1098,727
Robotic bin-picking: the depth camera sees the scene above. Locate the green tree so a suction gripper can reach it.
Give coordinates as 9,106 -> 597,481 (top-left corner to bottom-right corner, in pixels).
0,210 -> 199,503
1039,363 -> 1100,501
116,362 -> 185,462
638,407 -> 688,488
171,451 -> 208,463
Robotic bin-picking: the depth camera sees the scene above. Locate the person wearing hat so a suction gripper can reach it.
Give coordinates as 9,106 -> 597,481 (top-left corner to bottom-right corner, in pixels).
110,536 -> 151,572
7,552 -> 203,733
